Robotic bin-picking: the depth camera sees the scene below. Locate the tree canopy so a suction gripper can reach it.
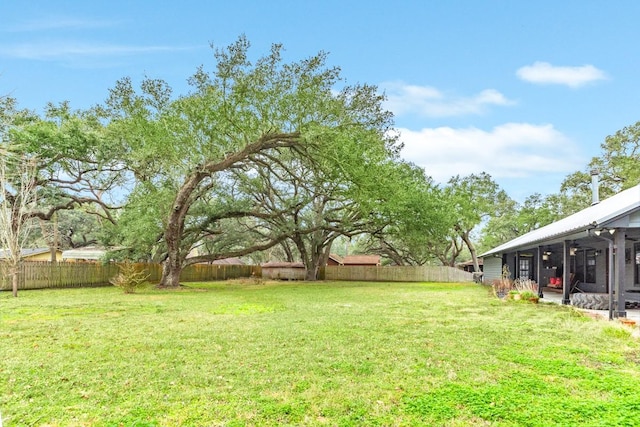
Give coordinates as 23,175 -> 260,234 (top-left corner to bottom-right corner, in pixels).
101,36 -> 415,286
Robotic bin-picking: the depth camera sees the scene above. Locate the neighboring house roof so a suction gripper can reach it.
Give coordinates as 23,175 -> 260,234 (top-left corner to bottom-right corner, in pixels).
342,255 -> 381,265
328,253 -> 343,264
0,247 -> 51,259
481,183 -> 640,257
62,246 -> 107,261
261,261 -> 305,268
211,257 -> 245,265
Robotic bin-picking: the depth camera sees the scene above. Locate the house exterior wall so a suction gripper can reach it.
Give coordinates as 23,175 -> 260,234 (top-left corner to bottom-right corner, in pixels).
482,257 -> 503,283
25,251 -> 62,262
506,253 -> 517,280
595,252 -> 607,292
627,242 -> 640,291
627,259 -> 638,290
540,267 -> 558,286
577,252 -> 607,293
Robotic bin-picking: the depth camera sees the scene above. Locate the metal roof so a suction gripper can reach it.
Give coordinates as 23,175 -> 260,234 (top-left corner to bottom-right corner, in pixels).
0,247 -> 51,259
481,183 -> 640,257
61,247 -> 107,260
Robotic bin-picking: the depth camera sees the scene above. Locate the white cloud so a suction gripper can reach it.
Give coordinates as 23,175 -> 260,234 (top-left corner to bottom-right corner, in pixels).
381,81 -> 515,118
0,41 -> 197,61
398,123 -> 584,183
516,62 -> 607,88
5,17 -> 120,32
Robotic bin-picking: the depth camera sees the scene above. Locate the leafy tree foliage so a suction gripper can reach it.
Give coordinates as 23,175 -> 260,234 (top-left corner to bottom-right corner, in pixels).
3,99 -> 124,226
479,192 -> 560,252
234,118 -> 402,279
1,97 -> 123,294
105,36 -> 402,286
560,121 -> 640,213
359,163 -> 452,266
594,121 -> 640,190
445,173 -> 511,270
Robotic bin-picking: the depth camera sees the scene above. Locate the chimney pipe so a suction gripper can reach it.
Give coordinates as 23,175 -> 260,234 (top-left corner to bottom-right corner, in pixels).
590,169 -> 600,205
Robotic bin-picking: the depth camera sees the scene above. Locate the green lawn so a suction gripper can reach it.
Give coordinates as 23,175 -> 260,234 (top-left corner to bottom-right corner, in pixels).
1,281 -> 640,426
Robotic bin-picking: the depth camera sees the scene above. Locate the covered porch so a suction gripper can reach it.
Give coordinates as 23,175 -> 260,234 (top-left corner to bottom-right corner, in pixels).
482,183 -> 640,318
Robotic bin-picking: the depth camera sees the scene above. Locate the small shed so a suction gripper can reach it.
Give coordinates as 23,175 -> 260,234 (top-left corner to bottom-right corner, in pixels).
261,262 -> 306,280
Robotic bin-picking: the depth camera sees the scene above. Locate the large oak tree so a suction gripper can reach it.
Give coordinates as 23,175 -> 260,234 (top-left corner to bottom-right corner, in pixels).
106,36 -> 399,286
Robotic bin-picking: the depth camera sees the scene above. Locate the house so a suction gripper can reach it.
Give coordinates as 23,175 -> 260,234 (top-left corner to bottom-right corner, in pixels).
0,247 -> 62,262
325,254 -> 381,266
62,246 -> 107,262
481,182 -> 640,318
327,254 -> 343,266
342,255 -> 381,266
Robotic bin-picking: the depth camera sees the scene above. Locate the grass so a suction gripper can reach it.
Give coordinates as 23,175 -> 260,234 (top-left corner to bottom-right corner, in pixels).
1,280 -> 640,426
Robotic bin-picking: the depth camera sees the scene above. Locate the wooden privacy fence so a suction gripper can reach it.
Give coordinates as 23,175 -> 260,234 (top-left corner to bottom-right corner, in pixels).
322,265 -> 474,283
0,262 -> 261,291
0,262 -> 472,291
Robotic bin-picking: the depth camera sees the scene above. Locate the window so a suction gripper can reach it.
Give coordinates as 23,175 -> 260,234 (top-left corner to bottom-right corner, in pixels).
519,257 -> 531,279
585,250 -> 596,283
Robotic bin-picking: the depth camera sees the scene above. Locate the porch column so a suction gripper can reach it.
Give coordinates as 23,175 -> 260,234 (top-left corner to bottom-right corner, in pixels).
562,240 -> 571,305
536,246 -> 544,298
607,239 -> 614,320
614,229 -> 627,318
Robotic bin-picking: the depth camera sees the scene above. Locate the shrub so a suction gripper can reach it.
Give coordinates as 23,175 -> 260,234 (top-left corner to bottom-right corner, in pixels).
492,267 -> 539,303
518,290 -> 539,303
110,262 -> 149,293
492,265 -> 514,298
514,277 -> 538,293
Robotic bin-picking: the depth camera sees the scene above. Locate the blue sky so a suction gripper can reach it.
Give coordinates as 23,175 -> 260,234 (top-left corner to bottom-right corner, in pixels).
2,1 -> 640,202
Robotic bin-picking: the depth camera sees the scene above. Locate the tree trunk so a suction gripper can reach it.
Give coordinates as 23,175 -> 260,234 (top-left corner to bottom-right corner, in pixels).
305,242 -> 328,281
159,256 -> 182,287
305,263 -> 319,281
293,234 -> 323,281
11,264 -> 19,297
156,133 -> 301,287
158,170 -> 205,287
460,231 -> 480,273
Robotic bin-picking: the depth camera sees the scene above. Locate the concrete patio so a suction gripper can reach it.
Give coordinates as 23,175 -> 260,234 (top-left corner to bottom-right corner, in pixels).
541,288 -> 640,331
